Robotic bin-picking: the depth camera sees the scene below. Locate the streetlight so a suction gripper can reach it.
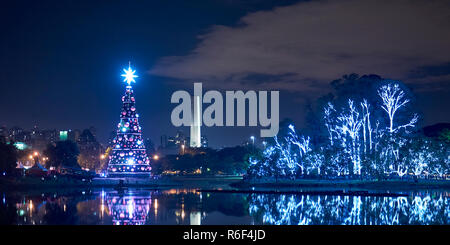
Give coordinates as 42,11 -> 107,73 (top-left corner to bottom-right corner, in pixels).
32,151 -> 39,164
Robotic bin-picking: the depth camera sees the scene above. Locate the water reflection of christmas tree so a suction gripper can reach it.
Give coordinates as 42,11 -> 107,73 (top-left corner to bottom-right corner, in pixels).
106,192 -> 151,225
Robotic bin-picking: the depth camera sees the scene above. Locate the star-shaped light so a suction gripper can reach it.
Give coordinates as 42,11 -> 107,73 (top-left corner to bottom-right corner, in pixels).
121,65 -> 138,85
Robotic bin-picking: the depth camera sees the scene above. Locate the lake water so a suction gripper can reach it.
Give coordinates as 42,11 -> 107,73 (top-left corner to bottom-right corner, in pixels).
1,188 -> 449,225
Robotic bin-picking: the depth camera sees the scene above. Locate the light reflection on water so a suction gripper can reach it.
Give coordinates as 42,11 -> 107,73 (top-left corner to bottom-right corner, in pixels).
249,192 -> 450,225
0,189 -> 448,225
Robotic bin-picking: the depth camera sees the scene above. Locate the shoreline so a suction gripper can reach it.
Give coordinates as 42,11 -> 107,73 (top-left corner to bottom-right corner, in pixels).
2,176 -> 450,192
0,176 -> 181,190
199,189 -> 409,197
231,178 -> 450,190
0,175 -> 243,190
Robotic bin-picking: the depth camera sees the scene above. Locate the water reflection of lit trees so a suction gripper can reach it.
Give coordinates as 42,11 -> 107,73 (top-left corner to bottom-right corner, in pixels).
43,201 -> 78,224
248,193 -> 449,225
3,189 -> 449,225
0,194 -> 18,225
158,190 -> 249,224
7,189 -> 209,225
11,192 -> 98,225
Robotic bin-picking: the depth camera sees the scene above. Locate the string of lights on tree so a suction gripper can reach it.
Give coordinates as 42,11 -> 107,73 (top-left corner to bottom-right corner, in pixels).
107,64 -> 151,176
248,81 -> 449,179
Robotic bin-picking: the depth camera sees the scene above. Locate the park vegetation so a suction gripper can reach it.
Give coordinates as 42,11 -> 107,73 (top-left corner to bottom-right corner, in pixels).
152,146 -> 254,175
248,75 -> 449,180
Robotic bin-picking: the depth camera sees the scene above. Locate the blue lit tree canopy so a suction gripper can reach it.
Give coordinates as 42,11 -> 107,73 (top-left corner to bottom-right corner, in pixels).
248,79 -> 450,179
107,65 -> 151,177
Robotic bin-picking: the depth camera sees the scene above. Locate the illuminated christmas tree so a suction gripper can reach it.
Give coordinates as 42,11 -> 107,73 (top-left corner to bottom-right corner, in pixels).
107,64 -> 151,177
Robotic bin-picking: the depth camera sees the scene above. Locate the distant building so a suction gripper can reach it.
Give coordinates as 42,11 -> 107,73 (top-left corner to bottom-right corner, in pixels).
59,130 -> 68,141
32,129 -> 57,151
0,126 -> 7,143
167,136 -> 176,148
9,127 -> 29,142
145,138 -> 156,156
31,125 -> 39,139
174,130 -> 187,146
3,126 -> 58,151
158,130 -> 188,156
41,129 -> 58,142
13,142 -> 29,150
77,128 -> 103,171
68,129 -> 81,142
57,129 -> 82,143
160,135 -> 168,148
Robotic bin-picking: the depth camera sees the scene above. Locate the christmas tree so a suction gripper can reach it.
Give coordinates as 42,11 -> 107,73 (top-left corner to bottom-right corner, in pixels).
107,64 -> 151,177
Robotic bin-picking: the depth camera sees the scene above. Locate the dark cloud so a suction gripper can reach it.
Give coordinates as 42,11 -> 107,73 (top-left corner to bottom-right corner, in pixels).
409,62 -> 450,79
150,0 -> 450,92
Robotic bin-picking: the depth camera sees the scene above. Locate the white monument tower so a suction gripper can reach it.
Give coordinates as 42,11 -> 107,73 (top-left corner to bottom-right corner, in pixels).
190,95 -> 201,148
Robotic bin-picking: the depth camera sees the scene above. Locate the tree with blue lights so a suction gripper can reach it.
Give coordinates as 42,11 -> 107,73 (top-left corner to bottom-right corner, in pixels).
247,78 -> 449,180
107,64 -> 151,177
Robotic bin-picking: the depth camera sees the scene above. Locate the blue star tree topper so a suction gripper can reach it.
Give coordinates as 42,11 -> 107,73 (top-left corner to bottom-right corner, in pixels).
121,64 -> 138,86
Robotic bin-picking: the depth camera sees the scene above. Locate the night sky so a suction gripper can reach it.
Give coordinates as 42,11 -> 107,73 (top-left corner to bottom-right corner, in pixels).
1,0 -> 449,148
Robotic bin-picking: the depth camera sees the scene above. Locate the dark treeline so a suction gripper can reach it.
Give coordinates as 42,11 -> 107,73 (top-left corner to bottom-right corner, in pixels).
152,146 -> 255,175
0,128 -> 103,174
0,142 -> 17,174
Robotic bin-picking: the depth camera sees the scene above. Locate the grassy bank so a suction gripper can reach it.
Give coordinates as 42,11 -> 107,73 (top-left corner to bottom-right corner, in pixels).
0,175 -> 242,190
3,175 -> 448,192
